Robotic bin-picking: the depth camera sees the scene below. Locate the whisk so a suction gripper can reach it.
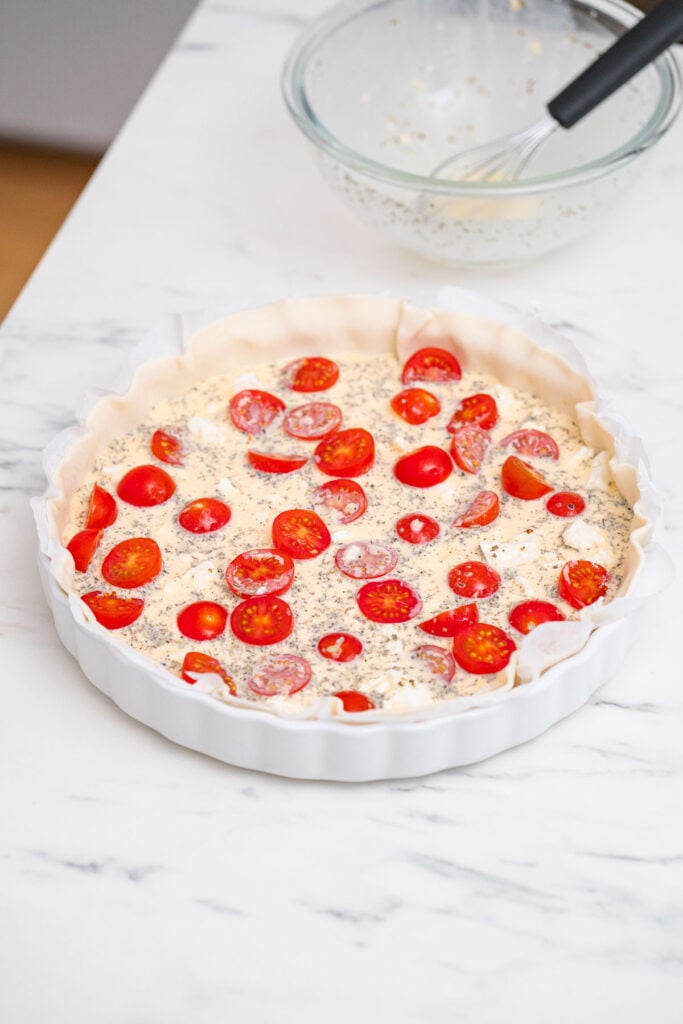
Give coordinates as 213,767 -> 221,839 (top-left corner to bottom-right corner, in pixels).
432,0 -> 683,184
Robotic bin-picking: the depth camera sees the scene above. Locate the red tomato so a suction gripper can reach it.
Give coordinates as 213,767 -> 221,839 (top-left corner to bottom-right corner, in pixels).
178,497 -> 231,533
81,591 -> 144,630
177,601 -> 228,641
67,529 -> 103,572
312,479 -> 368,524
412,644 -> 456,682
317,632 -> 363,662
247,450 -> 308,474
417,604 -> 479,637
333,690 -> 376,712
85,484 -> 117,530
229,389 -> 285,434
281,357 -> 339,392
500,429 -> 559,460
117,464 -> 176,507
547,491 -> 586,518
357,579 -> 423,623
231,595 -> 294,646
334,541 -> 398,580
448,561 -> 500,599
272,509 -> 331,559
390,388 -> 441,425
450,424 -> 489,474
225,548 -> 294,598
447,393 -> 498,432
395,513 -> 440,545
501,456 -> 553,500
283,402 -> 342,440
508,601 -> 565,634
181,651 -> 236,694
151,429 -> 184,466
314,428 -> 375,477
394,445 -> 453,488
248,653 -> 312,696
558,560 -> 610,609
401,347 -> 462,384
452,623 -> 516,675
452,490 -> 499,528
101,537 -> 162,589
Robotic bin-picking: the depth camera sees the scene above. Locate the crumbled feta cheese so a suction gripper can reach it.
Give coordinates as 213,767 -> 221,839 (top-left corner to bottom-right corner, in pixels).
586,451 -> 612,491
562,520 -> 615,566
101,464 -> 124,483
490,384 -> 520,419
480,533 -> 542,569
331,529 -> 353,543
181,560 -> 220,591
384,682 -> 435,712
217,476 -> 239,497
233,372 -> 263,390
188,416 -> 226,444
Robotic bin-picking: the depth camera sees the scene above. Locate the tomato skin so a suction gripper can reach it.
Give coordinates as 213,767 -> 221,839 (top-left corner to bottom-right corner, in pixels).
418,604 -> 479,637
447,393 -> 498,432
282,357 -> 339,392
395,513 -> 440,545
151,429 -> 184,466
314,428 -> 375,478
272,509 -> 331,560
401,347 -> 462,384
178,497 -> 232,533
229,389 -> 285,434
81,591 -> 144,630
230,595 -> 294,646
317,632 -> 363,662
356,579 -> 423,623
500,429 -> 559,460
449,424 -> 489,475
247,450 -> 308,474
452,623 -> 516,675
501,456 -> 553,500
248,654 -> 312,696
101,537 -> 162,589
312,479 -> 368,524
546,491 -> 586,518
117,464 -> 176,507
394,446 -> 453,488
85,484 -> 117,530
448,561 -> 500,599
67,529 -> 103,572
181,651 -> 236,694
558,560 -> 610,609
412,644 -> 456,682
225,548 -> 295,598
334,541 -> 398,580
452,490 -> 499,528
177,601 -> 228,641
390,388 -> 441,425
333,690 -> 376,712
283,402 -> 342,440
508,601 -> 565,635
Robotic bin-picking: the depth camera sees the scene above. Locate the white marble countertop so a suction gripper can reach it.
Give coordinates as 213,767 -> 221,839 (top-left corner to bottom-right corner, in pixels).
2,1 -> 682,1020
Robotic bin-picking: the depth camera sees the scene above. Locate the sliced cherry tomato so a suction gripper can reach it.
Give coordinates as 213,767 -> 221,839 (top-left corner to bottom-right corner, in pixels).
117,464 -> 176,507
317,632 -> 363,663
229,389 -> 285,435
452,490 -> 499,528
334,690 -> 376,713
412,644 -> 456,682
281,357 -> 339,392
390,388 -> 441,425
501,456 -> 553,500
283,402 -> 342,440
230,595 -> 294,646
395,513 -> 440,545
452,623 -> 516,675
314,428 -> 375,477
248,654 -> 312,696
151,429 -> 184,466
225,548 -> 294,598
558,560 -> 610,609
508,600 -> 565,635
547,491 -> 586,518
448,561 -> 501,599
357,579 -> 423,623
401,347 -> 462,384
334,541 -> 398,580
181,651 -> 236,694
500,429 -> 559,460
177,601 -> 228,641
85,484 -> 117,530
417,604 -> 479,637
101,537 -> 162,589
272,509 -> 331,559
447,393 -> 498,432
81,591 -> 144,630
67,529 -> 103,572
450,424 -> 489,475
394,445 -> 453,488
247,450 -> 308,474
178,497 -> 231,533
312,479 -> 368,524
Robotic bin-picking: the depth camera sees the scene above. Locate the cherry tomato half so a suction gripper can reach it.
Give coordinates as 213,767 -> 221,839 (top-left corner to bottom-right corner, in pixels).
334,541 -> 398,580
231,595 -> 294,646
178,497 -> 232,533
447,393 -> 498,432
272,509 -> 331,560
390,388 -> 441,425
500,429 -> 559,460
181,651 -> 236,694
81,591 -> 144,630
412,644 -> 456,682
452,623 -> 516,675
283,402 -> 342,440
317,633 -> 363,663
312,479 -> 368,524
177,601 -> 228,641
401,347 -> 462,384
450,424 -> 489,475
117,465 -> 176,507
558,560 -> 610,609
151,429 -> 184,466
229,389 -> 285,435
501,456 -> 553,500
395,513 -> 440,545
448,561 -> 501,599
85,484 -> 117,530
417,604 -> 479,637
67,529 -> 103,573
508,601 -> 565,635
394,445 -> 452,488
225,548 -> 295,598
546,491 -> 586,518
357,579 -> 423,623
452,490 -> 500,528
101,537 -> 162,589
333,690 -> 376,713
281,357 -> 339,392
247,450 -> 308,474
248,653 -> 312,695
314,428 -> 375,477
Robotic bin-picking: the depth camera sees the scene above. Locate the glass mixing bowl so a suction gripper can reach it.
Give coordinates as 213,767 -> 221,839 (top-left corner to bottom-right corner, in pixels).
282,0 -> 681,267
